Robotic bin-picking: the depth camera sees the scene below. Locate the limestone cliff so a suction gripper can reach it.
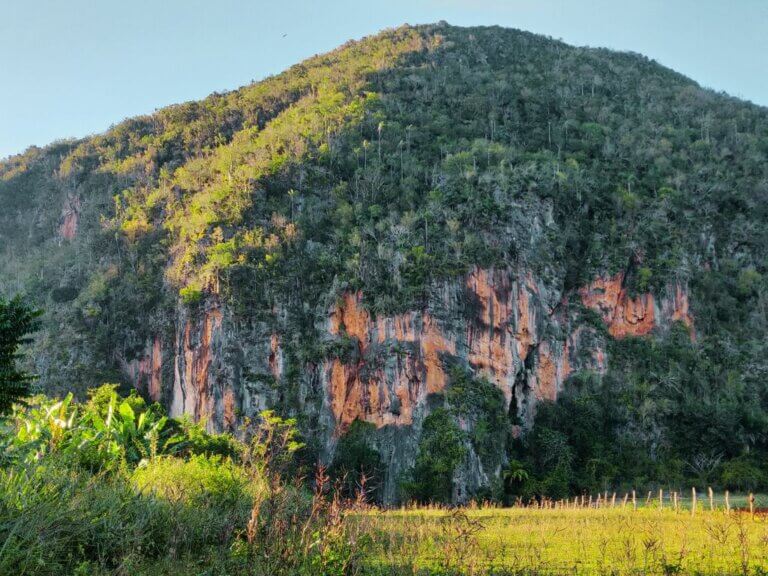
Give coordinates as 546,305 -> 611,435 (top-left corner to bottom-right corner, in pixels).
121,265 -> 694,501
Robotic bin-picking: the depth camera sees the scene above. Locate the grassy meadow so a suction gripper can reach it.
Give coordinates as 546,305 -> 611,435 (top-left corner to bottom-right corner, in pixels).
360,505 -> 768,575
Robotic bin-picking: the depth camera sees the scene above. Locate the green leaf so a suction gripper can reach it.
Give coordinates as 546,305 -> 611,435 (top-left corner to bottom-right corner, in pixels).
118,401 -> 135,423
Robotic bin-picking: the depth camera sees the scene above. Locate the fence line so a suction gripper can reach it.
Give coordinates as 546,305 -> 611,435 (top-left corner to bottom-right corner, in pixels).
512,488 -> 760,517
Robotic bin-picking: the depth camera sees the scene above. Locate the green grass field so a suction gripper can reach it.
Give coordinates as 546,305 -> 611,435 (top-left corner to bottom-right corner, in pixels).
360,505 -> 768,575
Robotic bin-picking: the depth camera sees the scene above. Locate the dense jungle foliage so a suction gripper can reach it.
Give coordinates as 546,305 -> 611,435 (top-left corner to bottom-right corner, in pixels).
2,23 -> 768,502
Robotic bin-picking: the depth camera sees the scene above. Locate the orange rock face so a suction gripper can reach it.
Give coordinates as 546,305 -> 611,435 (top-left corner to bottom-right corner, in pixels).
327,292 -> 455,432
330,292 -> 371,344
535,341 -> 570,401
171,307 -> 223,421
59,195 -> 80,240
580,272 -> 695,340
158,268 -> 691,438
464,268 -> 545,401
161,268 -> 694,438
222,387 -> 237,431
421,313 -> 455,394
124,335 -> 163,402
579,273 -> 656,337
465,268 -> 515,389
148,336 -> 163,401
325,268 -> 574,433
269,334 -> 283,378
514,275 -> 537,361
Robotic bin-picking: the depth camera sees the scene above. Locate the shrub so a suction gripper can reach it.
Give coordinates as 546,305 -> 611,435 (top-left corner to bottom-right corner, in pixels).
329,419 -> 383,501
720,456 -> 766,492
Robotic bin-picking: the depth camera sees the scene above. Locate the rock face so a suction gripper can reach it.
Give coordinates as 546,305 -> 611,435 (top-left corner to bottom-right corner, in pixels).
326,292 -> 455,431
59,194 -> 80,241
122,336 -> 163,403
579,272 -> 695,340
118,265 -> 694,502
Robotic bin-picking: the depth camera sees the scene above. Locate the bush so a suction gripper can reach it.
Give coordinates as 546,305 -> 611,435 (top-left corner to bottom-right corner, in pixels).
0,396 -> 370,575
0,458 -> 169,575
720,456 -> 766,492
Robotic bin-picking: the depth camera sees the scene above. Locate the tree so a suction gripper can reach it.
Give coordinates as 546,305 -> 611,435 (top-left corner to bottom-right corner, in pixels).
0,296 -> 41,414
403,409 -> 467,503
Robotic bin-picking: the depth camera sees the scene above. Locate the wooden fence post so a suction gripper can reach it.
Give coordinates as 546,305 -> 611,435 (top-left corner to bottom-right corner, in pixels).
691,487 -> 696,516
659,489 -> 664,510
749,493 -> 755,518
632,490 -> 637,511
725,491 -> 730,513
708,486 -> 714,511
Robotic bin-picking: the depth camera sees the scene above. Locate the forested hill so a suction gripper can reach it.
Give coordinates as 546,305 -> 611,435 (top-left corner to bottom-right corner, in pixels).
2,22 -> 768,501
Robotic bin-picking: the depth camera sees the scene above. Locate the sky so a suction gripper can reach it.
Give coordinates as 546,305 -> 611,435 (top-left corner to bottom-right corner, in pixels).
2,0 -> 767,160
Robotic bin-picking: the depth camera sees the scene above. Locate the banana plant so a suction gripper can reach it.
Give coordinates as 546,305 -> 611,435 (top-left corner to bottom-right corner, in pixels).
3,394 -> 77,463
78,397 -> 183,467
3,388 -> 188,470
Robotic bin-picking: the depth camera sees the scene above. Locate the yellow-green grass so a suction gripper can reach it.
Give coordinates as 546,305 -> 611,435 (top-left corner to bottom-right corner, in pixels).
359,506 -> 768,575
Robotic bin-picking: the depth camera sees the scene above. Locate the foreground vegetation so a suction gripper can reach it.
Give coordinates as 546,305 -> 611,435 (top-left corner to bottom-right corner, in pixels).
0,387 -> 366,575
2,387 -> 768,575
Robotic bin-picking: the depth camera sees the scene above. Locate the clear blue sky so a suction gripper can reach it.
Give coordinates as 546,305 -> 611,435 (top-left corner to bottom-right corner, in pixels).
2,0 -> 767,159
